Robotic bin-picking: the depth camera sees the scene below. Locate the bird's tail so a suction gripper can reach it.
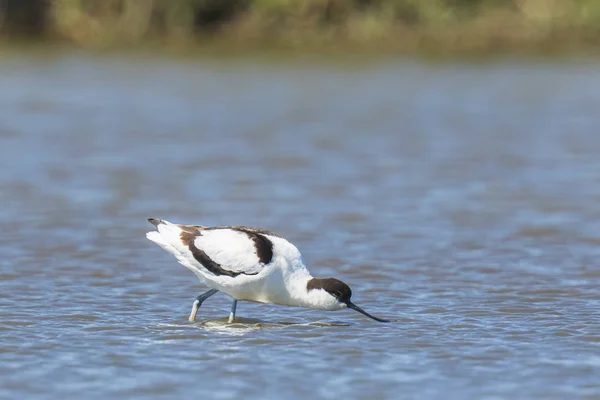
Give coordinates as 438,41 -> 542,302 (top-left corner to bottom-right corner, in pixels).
146,218 -> 208,284
145,218 -> 188,254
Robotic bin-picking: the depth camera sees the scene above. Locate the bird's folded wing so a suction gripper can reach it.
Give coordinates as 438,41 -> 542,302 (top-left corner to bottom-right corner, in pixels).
190,228 -> 269,277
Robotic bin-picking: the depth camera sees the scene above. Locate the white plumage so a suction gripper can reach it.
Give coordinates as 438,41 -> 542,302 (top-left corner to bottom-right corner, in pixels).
193,229 -> 268,276
146,218 -> 389,323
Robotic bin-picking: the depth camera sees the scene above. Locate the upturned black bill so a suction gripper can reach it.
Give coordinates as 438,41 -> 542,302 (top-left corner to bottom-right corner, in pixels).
347,301 -> 390,323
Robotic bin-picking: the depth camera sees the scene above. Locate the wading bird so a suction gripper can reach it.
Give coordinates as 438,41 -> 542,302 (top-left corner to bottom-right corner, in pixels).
146,218 -> 389,323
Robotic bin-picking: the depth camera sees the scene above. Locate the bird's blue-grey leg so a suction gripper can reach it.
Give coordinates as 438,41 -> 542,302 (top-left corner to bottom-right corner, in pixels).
228,300 -> 238,323
189,289 -> 219,322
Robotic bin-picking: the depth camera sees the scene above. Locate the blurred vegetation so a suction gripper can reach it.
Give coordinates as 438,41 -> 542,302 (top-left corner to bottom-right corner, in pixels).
1,0 -> 600,52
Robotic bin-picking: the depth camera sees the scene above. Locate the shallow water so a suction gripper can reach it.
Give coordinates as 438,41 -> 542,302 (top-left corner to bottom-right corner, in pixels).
1,51 -> 599,399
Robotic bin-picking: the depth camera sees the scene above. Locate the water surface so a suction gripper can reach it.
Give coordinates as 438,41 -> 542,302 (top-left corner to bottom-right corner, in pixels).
1,52 -> 599,399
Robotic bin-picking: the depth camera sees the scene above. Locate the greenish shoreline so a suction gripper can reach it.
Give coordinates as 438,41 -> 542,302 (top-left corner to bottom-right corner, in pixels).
2,0 -> 600,55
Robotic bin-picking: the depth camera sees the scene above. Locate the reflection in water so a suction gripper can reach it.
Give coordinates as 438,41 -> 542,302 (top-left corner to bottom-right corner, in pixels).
199,320 -> 350,335
0,52 -> 600,399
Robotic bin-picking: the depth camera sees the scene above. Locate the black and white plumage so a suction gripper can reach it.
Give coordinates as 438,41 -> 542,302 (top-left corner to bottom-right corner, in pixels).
146,218 -> 389,323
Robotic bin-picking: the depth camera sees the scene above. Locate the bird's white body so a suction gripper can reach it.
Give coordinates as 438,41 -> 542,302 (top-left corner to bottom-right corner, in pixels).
146,219 -> 343,311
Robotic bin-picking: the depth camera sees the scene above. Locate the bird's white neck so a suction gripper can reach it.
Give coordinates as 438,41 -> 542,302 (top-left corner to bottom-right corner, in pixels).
282,272 -> 344,311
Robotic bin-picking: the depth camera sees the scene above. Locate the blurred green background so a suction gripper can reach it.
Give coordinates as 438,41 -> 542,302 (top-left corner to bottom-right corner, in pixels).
2,0 -> 600,53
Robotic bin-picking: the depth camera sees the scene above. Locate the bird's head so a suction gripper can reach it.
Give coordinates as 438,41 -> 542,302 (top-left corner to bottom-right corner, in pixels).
306,277 -> 389,322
